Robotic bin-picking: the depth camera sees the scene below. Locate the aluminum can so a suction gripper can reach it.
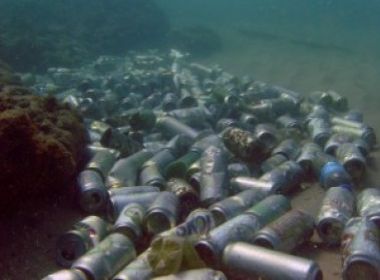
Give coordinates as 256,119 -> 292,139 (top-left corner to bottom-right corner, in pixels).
320,161 -> 352,189
352,138 -> 370,157
239,113 -> 257,130
357,188 -> 380,226
139,162 -> 166,189
243,101 -> 276,121
296,142 -> 322,177
223,242 -> 322,280
167,106 -> 213,129
72,233 -> 136,280
209,189 -> 267,225
195,195 -> 290,265
42,269 -> 87,280
305,105 -> 329,123
332,125 -> 376,149
112,249 -> 153,280
316,186 -> 354,246
331,116 -> 365,130
222,127 -> 267,162
77,170 -> 108,213
230,177 -> 277,195
100,128 -> 142,158
151,268 -> 227,280
56,216 -> 110,267
341,217 -> 380,280
108,186 -> 160,197
106,149 -> 153,188
276,114 -> 302,131
85,148 -> 119,181
259,161 -> 304,194
253,209 -> 314,252
227,162 -> 251,178
200,146 -> 229,207
271,139 -> 301,160
161,92 -> 178,112
215,118 -> 239,133
308,117 -> 331,146
324,133 -> 351,156
166,178 -> 199,220
344,110 -> 363,123
327,90 -> 348,111
156,116 -> 199,140
336,142 -> 366,180
107,192 -> 159,222
113,203 -> 146,242
144,191 -> 179,235
261,154 -> 288,173
254,123 -> 279,152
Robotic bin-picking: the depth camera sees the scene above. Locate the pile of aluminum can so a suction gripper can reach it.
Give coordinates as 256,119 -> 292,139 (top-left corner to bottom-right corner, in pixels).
34,49 -> 380,280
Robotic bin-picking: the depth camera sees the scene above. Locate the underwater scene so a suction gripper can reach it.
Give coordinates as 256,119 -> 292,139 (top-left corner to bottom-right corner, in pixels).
0,0 -> 380,279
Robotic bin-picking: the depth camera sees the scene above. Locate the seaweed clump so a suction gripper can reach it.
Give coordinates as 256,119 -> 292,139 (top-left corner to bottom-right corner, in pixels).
0,82 -> 87,214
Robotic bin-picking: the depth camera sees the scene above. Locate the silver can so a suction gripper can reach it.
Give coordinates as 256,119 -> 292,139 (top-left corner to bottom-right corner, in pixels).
107,192 -> 159,222
223,242 -> 322,280
159,208 -> 216,240
271,139 -> 301,160
156,116 -> 200,140
356,188 -> 380,226
85,148 -> 119,181
200,145 -> 229,207
139,162 -> 166,189
112,249 -> 153,280
254,123 -> 279,152
113,203 -> 146,242
341,217 -> 380,280
261,154 -> 288,173
230,176 -> 277,195
42,269 -> 87,280
324,133 -> 351,156
151,268 -> 227,280
209,189 -> 267,225
253,209 -> 314,252
77,170 -> 108,213
56,216 -> 110,267
108,186 -> 160,197
144,191 -> 179,235
336,142 -> 366,180
296,142 -> 322,177
227,163 -> 251,178
106,149 -> 153,188
332,125 -> 376,149
316,186 -> 355,246
72,233 -> 136,280
259,161 -> 304,194
331,116 -> 364,129
195,195 -> 290,265
308,117 -> 331,146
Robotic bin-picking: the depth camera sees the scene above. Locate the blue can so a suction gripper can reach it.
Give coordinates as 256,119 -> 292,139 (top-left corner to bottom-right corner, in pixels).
320,161 -> 352,189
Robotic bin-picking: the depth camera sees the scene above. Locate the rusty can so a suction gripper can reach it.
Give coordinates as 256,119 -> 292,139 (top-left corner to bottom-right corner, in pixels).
166,178 -> 199,220
357,188 -> 380,227
223,242 -> 322,280
341,217 -> 380,280
56,216 -> 110,268
316,186 -> 355,246
253,209 -> 314,252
